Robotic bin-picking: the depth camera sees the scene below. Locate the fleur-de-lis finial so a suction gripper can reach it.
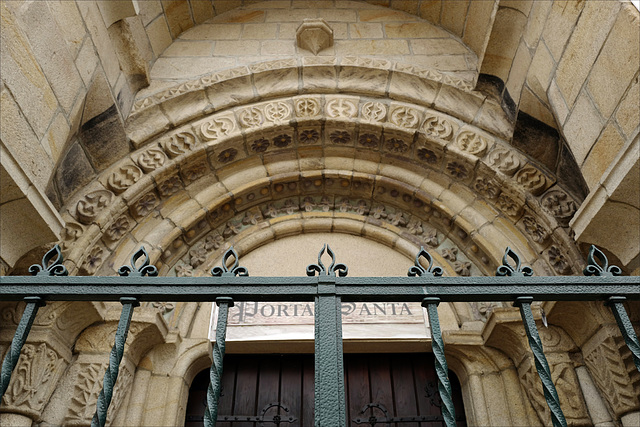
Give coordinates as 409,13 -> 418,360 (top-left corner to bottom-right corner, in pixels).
496,247 -> 533,277
211,247 -> 248,277
408,247 -> 443,277
584,245 -> 622,277
29,245 -> 68,276
306,244 -> 348,277
118,247 -> 158,277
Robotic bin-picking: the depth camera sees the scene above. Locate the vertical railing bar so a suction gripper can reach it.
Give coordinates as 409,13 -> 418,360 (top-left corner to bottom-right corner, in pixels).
422,297 -> 456,427
204,297 -> 233,427
606,296 -> 640,373
0,296 -> 45,401
514,296 -> 567,427
91,297 -> 139,427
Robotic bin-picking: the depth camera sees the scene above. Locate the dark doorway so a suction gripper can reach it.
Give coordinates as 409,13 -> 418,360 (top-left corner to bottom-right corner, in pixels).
185,353 -> 466,427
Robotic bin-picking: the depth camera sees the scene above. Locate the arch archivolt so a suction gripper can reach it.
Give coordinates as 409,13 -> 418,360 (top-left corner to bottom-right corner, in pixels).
58,88 -> 584,279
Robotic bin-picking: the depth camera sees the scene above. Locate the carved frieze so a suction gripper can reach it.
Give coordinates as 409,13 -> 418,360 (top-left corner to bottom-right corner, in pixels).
541,189 -> 577,225
295,98 -> 321,117
361,101 -> 387,123
157,176 -> 183,198
76,191 -> 114,225
107,165 -> 143,194
239,106 -> 264,128
422,116 -> 455,141
389,105 -> 421,129
104,216 -> 131,243
515,165 -> 551,196
522,215 -> 550,244
264,101 -> 292,124
136,148 -> 167,173
487,147 -> 521,176
81,245 -> 105,275
455,131 -> 488,156
326,98 -> 357,118
200,116 -> 235,141
163,131 -> 198,158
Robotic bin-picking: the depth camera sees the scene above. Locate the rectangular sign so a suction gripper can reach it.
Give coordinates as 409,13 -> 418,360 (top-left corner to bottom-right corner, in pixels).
209,302 -> 430,341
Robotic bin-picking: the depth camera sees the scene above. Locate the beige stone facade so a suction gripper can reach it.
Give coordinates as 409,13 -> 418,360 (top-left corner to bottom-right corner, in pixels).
1,0 -> 638,425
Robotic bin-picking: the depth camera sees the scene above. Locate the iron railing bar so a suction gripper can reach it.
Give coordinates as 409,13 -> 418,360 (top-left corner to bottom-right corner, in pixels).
91,297 -> 139,427
422,297 -> 456,427
606,296 -> 640,373
205,297 -> 233,427
514,296 -> 567,427
1,282 -> 638,302
0,296 -> 45,402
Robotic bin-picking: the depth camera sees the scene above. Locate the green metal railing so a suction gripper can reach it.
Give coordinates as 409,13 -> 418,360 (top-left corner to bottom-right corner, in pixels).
1,244 -> 639,427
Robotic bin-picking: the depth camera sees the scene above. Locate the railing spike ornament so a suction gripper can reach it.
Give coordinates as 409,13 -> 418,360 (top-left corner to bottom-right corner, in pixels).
408,246 -> 443,277
584,246 -> 640,373
306,244 -> 348,277
118,246 -> 159,277
409,247 -> 455,427
91,247 -> 155,427
211,247 -> 249,277
498,248 -> 567,427
204,297 -> 234,427
1,245 -> 67,400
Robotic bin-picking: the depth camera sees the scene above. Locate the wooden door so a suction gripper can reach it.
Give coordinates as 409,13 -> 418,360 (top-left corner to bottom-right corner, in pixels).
185,353 -> 466,427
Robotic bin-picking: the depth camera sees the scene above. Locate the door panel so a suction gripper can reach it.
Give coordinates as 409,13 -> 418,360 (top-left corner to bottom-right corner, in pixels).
185,353 -> 466,427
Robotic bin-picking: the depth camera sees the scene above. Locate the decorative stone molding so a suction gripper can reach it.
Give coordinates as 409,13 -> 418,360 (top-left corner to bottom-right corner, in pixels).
541,188 -> 578,226
296,19 -> 334,55
106,165 -> 143,194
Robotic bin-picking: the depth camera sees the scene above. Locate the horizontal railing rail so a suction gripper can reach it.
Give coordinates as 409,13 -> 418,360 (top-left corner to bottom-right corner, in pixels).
0,244 -> 638,427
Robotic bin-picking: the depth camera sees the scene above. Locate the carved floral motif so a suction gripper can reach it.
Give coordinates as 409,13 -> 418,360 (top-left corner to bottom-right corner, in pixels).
217,148 -> 238,164
329,130 -> 351,144
473,177 -> 501,199
273,134 -> 292,148
157,176 -> 182,197
496,193 -> 522,217
131,193 -> 159,217
522,216 -> 549,243
82,245 -> 105,275
446,162 -> 468,179
547,245 -> 571,274
358,133 -> 379,148
251,138 -> 270,153
417,147 -> 438,163
386,138 -> 408,153
299,129 -> 320,144
105,216 -> 130,242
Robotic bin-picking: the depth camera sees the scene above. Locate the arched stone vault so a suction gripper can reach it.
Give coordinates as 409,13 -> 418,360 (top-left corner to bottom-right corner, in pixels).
55,85 -> 584,279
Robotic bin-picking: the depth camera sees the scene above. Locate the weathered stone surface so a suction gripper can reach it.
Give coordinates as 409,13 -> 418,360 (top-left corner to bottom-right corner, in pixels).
80,105 -> 130,171
511,112 -> 559,172
54,141 -> 96,202
555,143 -> 589,203
146,15 -> 173,57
